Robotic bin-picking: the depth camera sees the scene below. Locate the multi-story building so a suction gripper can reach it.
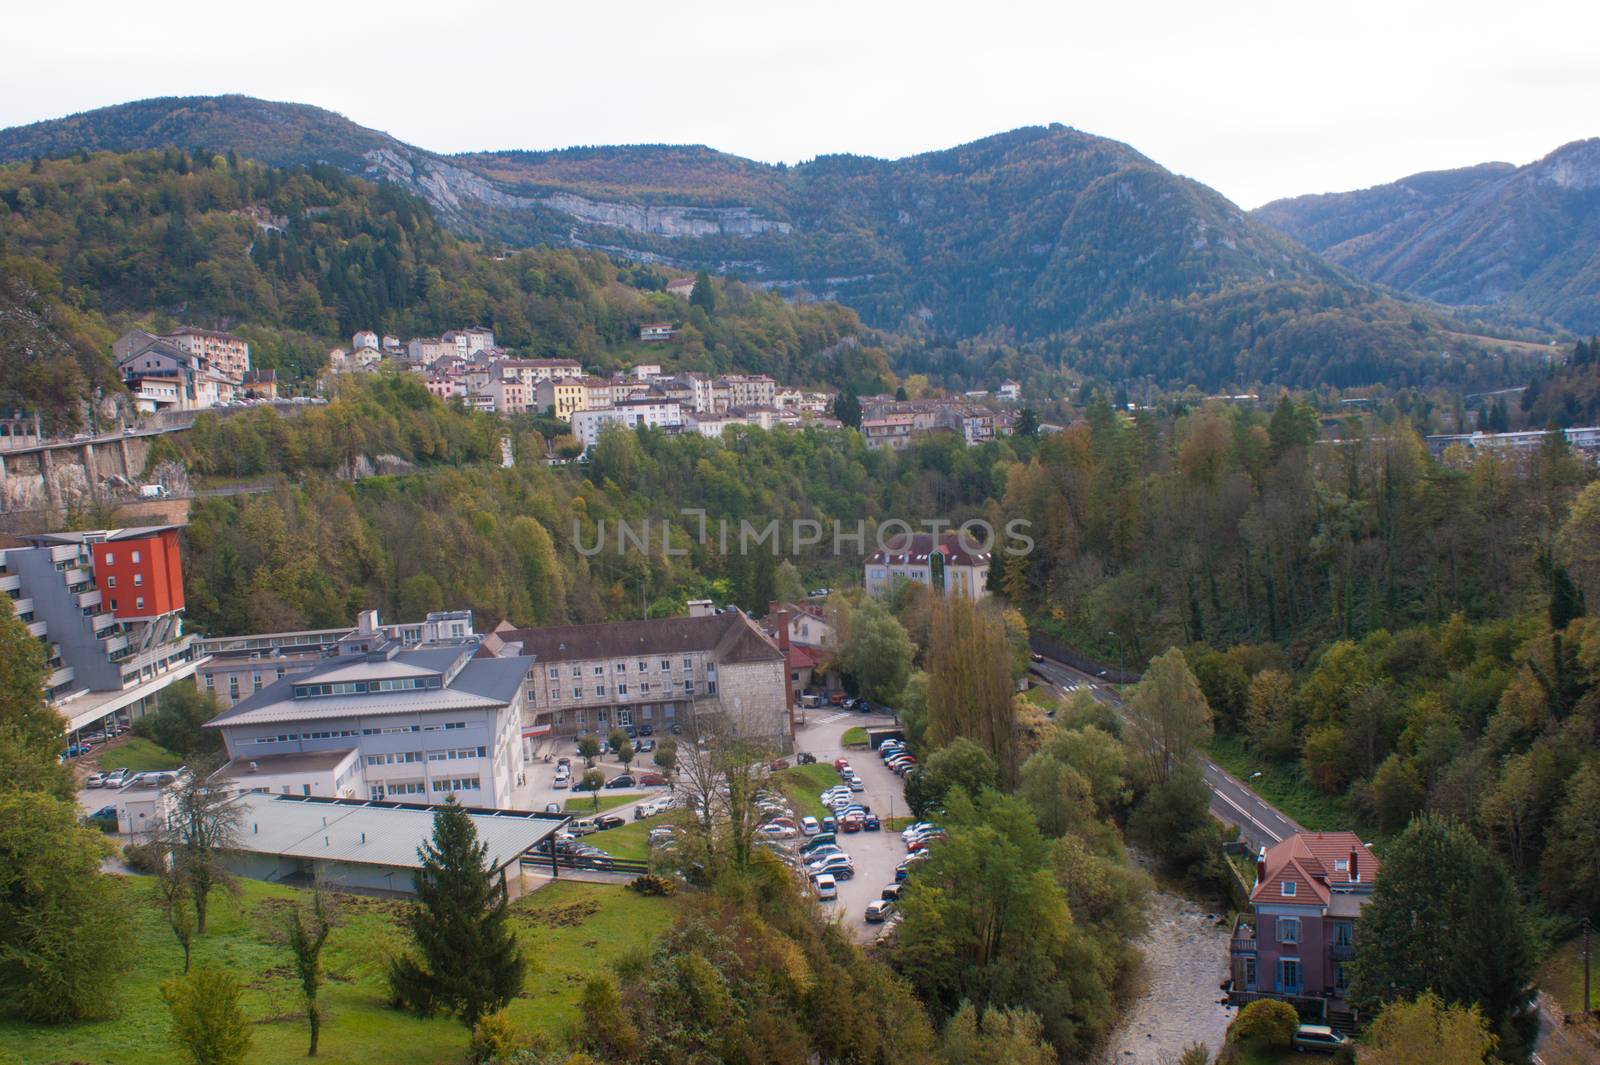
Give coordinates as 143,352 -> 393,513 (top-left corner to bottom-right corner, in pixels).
571,398 -> 683,449
998,380 -> 1021,403
937,405 -> 996,446
534,377 -> 588,421
864,531 -> 991,600
1,525 -> 203,735
443,327 -> 496,355
492,605 -> 789,747
574,375 -> 615,411
1229,832 -> 1379,1011
115,334 -> 236,411
861,415 -> 914,451
161,327 -> 251,382
721,374 -> 776,409
639,323 -> 676,343
472,377 -> 531,414
241,369 -> 278,400
407,337 -> 458,366
196,609 -> 475,708
352,330 -> 380,352
204,638 -> 532,808
665,277 -> 696,300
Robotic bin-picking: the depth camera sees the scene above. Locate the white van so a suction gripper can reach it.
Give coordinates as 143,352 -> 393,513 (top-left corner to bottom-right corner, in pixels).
138,484 -> 170,499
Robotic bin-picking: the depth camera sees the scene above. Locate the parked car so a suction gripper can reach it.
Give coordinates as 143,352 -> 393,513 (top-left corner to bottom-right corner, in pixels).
833,758 -> 851,772
821,816 -> 837,834
902,821 -> 939,843
102,768 -> 129,788
572,775 -> 601,791
800,833 -> 836,854
863,814 -> 881,831
1290,1026 -> 1348,1053
864,899 -> 896,923
880,883 -> 903,902
637,772 -> 668,786
543,802 -> 562,814
570,819 -> 598,836
807,855 -> 855,879
757,823 -> 797,840
848,778 -> 865,792
85,772 -> 107,788
803,844 -> 846,862
841,812 -> 866,833
796,752 -> 817,765
812,873 -> 838,900
604,774 -> 636,789
829,691 -> 846,705
596,814 -> 627,830
556,756 -> 571,767
637,724 -> 654,737
636,739 -> 655,753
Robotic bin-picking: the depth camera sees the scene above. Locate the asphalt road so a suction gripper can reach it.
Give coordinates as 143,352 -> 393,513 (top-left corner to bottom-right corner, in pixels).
1030,656 -> 1301,852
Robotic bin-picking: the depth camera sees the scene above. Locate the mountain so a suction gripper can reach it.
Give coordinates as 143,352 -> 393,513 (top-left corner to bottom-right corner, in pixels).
1254,139 -> 1600,333
0,96 -> 1545,391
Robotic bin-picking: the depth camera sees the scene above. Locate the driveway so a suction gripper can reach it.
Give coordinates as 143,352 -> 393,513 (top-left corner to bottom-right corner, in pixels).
794,710 -> 910,942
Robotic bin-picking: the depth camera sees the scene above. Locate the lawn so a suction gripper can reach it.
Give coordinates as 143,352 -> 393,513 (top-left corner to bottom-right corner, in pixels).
772,763 -> 843,821
840,726 -> 869,747
563,793 -> 637,815
0,874 -> 677,1065
1206,733 -> 1363,835
95,737 -> 183,774
593,813 -> 670,862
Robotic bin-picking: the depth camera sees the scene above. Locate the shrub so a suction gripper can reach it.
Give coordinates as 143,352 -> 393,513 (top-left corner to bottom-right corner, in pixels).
1227,998 -> 1298,1048
468,1008 -> 530,1064
627,874 -> 676,897
123,839 -> 167,874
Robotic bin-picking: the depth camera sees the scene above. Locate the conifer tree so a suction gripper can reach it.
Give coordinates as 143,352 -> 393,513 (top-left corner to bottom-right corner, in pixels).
388,798 -> 525,1027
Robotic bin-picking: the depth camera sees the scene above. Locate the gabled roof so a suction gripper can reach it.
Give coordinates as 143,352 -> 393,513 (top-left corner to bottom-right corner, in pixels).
866,532 -> 991,567
1251,831 -> 1379,907
498,611 -> 782,666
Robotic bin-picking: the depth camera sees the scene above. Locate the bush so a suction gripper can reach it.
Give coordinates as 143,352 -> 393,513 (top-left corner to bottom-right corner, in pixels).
627,874 -> 676,897
123,840 -> 166,874
1227,998 -> 1298,1049
468,1008 -> 530,1064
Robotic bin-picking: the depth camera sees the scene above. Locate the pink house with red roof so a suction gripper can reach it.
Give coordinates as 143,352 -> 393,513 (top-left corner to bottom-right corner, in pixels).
1230,831 -> 1379,1009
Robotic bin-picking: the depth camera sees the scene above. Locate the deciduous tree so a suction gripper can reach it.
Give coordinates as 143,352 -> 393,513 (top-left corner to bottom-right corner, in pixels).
1362,991 -> 1497,1065
160,967 -> 252,1065
1123,648 -> 1213,786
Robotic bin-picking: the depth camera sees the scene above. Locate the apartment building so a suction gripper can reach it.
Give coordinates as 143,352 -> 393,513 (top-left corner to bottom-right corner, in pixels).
639,323 -> 676,343
114,334 -> 236,412
196,609 -> 475,708
864,531 -> 991,600
937,405 -> 996,446
161,327 -> 251,382
861,415 -> 915,451
535,377 -> 588,420
492,607 -> 790,747
472,377 -> 531,414
1,525 -> 203,734
352,330 -> 380,351
721,374 -> 777,409
407,337 -> 458,366
443,327 -> 496,354
571,398 -> 683,449
204,639 -> 533,808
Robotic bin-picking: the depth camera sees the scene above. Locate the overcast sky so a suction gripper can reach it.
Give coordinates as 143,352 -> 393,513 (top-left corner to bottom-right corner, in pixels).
5,0 -> 1597,208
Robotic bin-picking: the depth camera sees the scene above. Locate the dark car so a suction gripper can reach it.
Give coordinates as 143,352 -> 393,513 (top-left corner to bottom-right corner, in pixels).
596,814 -> 627,830
796,752 -> 817,765
636,738 -> 655,753
637,724 -> 654,736
863,814 -> 881,831
1031,652 -> 1045,663
573,775 -> 602,792
604,774 -> 636,789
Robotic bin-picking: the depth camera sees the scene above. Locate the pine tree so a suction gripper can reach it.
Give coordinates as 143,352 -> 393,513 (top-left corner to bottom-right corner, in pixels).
388,799 -> 525,1028
689,269 -> 715,314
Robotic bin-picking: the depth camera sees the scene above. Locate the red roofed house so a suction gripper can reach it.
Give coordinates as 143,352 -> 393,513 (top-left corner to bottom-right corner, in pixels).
1230,831 -> 1379,1012
865,532 -> 991,600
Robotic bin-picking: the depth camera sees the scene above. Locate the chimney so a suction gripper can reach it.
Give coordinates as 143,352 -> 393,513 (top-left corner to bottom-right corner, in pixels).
1255,856 -> 1266,887
1349,848 -> 1359,883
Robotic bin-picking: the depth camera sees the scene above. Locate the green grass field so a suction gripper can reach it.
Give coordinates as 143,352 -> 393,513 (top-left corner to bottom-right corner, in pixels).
1206,733 -> 1362,835
840,726 -> 869,747
563,793 -> 637,815
593,813 -> 671,862
772,763 -> 843,821
0,874 -> 676,1065
1540,936 -> 1600,1015
95,737 -> 183,774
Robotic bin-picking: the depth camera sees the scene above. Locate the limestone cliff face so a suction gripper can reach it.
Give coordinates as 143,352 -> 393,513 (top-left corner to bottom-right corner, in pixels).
362,148 -> 792,239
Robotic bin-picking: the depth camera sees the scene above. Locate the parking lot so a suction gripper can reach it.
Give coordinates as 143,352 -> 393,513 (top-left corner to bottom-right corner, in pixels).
791,711 -> 913,942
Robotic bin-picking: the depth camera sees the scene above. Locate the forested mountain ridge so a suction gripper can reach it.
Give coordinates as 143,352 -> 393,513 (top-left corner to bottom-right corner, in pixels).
1255,138 -> 1600,333
0,92 -> 1523,390
0,149 -> 888,427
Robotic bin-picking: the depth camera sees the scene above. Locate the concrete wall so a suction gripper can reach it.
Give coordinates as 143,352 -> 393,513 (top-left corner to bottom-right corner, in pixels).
716,658 -> 790,748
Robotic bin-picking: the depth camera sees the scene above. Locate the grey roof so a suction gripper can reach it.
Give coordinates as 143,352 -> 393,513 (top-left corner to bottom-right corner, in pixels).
206,648 -> 532,728
20,524 -> 184,545
500,611 -> 783,666
226,793 -> 561,874
212,749 -> 358,783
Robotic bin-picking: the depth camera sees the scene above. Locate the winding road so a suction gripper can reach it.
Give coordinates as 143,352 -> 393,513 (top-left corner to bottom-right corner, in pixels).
1030,654 -> 1301,852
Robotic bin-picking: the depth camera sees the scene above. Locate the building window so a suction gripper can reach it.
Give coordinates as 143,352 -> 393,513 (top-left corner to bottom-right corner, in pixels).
135,597 -> 145,611
105,552 -> 114,565
1334,922 -> 1353,948
131,551 -> 141,564
659,659 -> 671,671
595,686 -> 605,697
106,575 -> 116,589
637,659 -> 649,672
617,684 -> 628,696
548,667 -> 559,680
1279,958 -> 1301,993
575,710 -> 587,725
1277,917 -> 1300,945
618,709 -> 632,726
572,687 -> 582,699
640,682 -> 651,694
1280,882 -> 1297,897
682,658 -> 692,670
614,661 -> 626,672
707,681 -> 717,695
593,665 -> 604,676
133,573 -> 143,587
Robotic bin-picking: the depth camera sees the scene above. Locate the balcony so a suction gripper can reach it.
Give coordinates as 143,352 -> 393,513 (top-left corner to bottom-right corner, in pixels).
46,665 -> 75,689
0,573 -> 19,593
101,633 -> 129,656
64,567 -> 89,586
90,612 -> 115,634
27,620 -> 48,638
76,588 -> 103,610
1231,915 -> 1257,955
1330,943 -> 1355,962
12,596 -> 33,617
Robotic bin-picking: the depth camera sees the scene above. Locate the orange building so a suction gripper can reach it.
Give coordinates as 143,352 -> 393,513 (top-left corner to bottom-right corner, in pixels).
91,527 -> 186,620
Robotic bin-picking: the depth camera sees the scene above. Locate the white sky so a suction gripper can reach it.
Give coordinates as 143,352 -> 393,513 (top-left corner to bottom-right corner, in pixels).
3,0 -> 1597,208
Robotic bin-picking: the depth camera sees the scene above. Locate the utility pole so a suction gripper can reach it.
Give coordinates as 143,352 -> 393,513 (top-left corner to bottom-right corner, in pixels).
1585,915 -> 1593,1018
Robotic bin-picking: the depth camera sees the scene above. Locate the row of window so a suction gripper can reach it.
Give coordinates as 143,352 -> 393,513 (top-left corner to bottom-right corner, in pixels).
293,676 -> 441,699
253,722 -> 470,745
103,573 -> 144,589
433,777 -> 480,792
102,550 -> 143,565
543,680 -> 704,700
546,657 -> 702,680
